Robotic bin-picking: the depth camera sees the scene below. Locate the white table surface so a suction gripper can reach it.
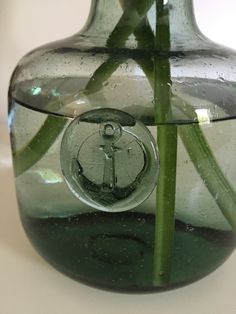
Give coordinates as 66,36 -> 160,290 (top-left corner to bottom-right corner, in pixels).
0,122 -> 236,314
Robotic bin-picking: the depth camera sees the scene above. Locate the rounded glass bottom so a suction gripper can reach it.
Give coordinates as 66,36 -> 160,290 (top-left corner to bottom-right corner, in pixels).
20,210 -> 235,292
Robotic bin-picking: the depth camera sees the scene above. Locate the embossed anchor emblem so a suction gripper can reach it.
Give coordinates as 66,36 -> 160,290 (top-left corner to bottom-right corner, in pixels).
99,122 -> 122,192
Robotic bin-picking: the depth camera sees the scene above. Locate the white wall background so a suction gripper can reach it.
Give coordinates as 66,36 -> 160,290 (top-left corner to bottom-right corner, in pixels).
1,0 -> 236,123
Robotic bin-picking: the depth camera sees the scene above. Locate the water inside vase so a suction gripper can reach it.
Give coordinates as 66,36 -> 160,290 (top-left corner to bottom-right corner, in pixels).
9,77 -> 236,292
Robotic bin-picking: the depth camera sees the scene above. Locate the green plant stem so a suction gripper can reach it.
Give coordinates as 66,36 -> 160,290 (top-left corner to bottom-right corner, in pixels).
107,0 -> 154,48
173,99 -> 236,230
85,0 -> 155,94
13,116 -> 67,176
133,23 -> 236,231
85,57 -> 126,94
179,124 -> 236,229
154,125 -> 177,284
153,0 -> 177,286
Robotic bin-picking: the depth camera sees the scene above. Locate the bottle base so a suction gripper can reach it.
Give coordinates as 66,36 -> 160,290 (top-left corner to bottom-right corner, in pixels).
20,211 -> 235,293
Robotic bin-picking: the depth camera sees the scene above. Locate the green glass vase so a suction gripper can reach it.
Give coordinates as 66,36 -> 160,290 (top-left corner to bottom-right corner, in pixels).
8,0 -> 236,292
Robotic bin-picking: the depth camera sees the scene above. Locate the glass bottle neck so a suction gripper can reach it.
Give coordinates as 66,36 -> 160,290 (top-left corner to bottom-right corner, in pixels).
79,0 -> 206,50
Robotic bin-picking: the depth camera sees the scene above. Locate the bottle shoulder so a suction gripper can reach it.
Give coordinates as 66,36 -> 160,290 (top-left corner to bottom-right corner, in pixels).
10,34 -> 236,87
9,35 -> 236,124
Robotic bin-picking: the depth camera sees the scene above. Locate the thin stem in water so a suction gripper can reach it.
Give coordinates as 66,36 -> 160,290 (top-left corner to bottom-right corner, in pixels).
13,115 -> 67,177
153,0 -> 177,286
179,124 -> 236,230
